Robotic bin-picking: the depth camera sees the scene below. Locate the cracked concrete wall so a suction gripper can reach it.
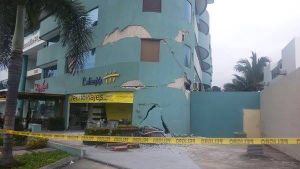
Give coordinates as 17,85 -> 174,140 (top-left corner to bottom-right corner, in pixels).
133,88 -> 190,135
103,26 -> 151,46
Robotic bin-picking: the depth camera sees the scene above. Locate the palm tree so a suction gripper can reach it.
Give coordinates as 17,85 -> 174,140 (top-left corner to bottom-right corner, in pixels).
0,0 -> 92,165
224,52 -> 270,91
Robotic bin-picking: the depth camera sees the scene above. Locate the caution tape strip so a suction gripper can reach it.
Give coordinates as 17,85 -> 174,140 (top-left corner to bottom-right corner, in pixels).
1,129 -> 300,145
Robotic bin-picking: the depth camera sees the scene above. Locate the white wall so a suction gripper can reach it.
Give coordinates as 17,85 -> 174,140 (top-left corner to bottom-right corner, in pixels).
295,38 -> 300,69
282,39 -> 296,74
261,68 -> 300,160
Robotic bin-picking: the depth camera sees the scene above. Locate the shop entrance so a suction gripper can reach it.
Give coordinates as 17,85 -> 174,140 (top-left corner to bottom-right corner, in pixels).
69,103 -> 133,130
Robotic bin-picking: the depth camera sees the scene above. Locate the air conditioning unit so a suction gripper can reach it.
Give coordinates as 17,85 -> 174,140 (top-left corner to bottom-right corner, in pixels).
191,83 -> 200,91
279,69 -> 287,75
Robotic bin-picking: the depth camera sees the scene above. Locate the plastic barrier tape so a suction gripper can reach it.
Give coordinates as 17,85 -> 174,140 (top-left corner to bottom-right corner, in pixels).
1,129 -> 300,145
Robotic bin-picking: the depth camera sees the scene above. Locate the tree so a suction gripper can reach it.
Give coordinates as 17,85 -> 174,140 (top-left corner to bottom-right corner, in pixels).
211,86 -> 221,92
0,0 -> 92,165
224,52 -> 270,91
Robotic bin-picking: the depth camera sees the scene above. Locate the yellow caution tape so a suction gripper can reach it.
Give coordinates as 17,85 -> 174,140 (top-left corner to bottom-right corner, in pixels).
1,129 -> 300,145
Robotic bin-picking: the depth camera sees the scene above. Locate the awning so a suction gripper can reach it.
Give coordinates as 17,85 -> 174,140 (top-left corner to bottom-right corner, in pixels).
68,91 -> 133,104
0,91 -> 65,100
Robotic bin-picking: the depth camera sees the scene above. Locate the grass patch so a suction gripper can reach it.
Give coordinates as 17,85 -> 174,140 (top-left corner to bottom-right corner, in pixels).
12,150 -> 70,169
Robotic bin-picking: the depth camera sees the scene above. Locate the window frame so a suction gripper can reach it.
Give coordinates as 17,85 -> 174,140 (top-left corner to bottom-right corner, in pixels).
87,7 -> 99,27
83,48 -> 96,70
143,0 -> 162,13
184,45 -> 192,68
140,38 -> 161,62
43,64 -> 58,79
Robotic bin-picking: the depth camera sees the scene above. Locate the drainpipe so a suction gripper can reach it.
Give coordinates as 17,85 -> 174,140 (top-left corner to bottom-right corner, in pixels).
17,55 -> 28,118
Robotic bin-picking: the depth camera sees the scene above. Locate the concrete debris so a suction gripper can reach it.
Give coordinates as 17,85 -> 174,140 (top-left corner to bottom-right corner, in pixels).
103,25 -> 151,45
175,30 -> 189,43
111,145 -> 128,152
121,80 -> 145,89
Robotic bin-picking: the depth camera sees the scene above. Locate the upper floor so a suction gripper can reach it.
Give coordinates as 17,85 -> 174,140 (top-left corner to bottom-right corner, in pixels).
16,0 -> 214,94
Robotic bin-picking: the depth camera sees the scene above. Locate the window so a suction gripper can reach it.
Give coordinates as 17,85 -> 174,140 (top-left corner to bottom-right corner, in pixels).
184,45 -> 191,67
83,48 -> 96,69
141,39 -> 160,62
143,0 -> 161,12
184,0 -> 192,23
47,35 -> 60,46
88,8 -> 99,26
43,65 -> 57,78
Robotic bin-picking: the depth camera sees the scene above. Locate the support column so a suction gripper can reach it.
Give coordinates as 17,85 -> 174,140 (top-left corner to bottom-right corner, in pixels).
17,55 -> 28,118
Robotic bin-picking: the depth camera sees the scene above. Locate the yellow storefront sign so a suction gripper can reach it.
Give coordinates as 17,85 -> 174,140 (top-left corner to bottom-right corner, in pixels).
68,92 -> 133,103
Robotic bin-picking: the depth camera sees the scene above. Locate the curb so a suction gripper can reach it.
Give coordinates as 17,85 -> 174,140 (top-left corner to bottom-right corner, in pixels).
47,141 -> 85,157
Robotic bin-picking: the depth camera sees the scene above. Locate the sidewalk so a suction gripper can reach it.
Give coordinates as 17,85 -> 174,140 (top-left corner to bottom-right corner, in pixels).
50,139 -> 201,169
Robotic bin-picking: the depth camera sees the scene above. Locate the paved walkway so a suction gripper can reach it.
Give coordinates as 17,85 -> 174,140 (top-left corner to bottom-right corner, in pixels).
50,139 -> 200,169
84,145 -> 200,169
186,145 -> 300,169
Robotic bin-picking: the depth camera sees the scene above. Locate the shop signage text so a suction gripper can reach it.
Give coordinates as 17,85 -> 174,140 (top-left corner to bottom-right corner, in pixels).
82,77 -> 103,86
82,72 -> 120,87
68,92 -> 133,104
35,80 -> 48,92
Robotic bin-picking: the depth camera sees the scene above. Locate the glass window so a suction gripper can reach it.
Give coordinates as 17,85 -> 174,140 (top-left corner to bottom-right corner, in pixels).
184,0 -> 192,23
88,8 -> 99,26
83,48 -> 96,69
141,39 -> 160,62
43,65 -> 57,78
184,45 -> 191,67
143,0 -> 161,12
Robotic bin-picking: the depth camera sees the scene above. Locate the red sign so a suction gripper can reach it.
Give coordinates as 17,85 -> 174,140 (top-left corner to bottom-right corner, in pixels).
35,80 -> 48,92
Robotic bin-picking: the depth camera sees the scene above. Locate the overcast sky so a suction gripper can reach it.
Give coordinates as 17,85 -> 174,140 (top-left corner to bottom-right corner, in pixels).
208,0 -> 300,87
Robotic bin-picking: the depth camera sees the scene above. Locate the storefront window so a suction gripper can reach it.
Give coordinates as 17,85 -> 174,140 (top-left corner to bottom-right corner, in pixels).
43,65 -> 57,78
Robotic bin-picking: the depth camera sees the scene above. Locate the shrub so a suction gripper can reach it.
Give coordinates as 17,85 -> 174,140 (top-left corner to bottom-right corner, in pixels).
47,117 -> 65,131
26,137 -> 48,149
83,126 -> 140,145
12,135 -> 27,146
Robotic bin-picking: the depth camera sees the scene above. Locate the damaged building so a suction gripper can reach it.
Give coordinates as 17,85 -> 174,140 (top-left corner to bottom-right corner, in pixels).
0,0 -> 214,135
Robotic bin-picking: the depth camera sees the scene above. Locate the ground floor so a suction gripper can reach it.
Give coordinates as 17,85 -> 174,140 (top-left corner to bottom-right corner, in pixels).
0,87 -> 190,135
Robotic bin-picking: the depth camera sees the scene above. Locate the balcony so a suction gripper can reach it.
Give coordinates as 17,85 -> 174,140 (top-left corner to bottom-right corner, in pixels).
202,71 -> 212,86
195,0 -> 208,15
195,32 -> 210,60
27,68 -> 42,80
39,16 -> 58,40
197,11 -> 210,35
37,43 -> 64,67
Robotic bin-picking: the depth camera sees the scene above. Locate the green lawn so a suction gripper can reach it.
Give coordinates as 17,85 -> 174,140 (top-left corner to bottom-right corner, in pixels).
12,150 -> 70,169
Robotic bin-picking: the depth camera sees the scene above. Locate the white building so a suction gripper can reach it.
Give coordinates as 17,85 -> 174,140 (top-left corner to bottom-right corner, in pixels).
264,37 -> 300,84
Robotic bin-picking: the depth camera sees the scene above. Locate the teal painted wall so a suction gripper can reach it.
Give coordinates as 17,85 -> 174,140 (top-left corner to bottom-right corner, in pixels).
190,92 -> 260,137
